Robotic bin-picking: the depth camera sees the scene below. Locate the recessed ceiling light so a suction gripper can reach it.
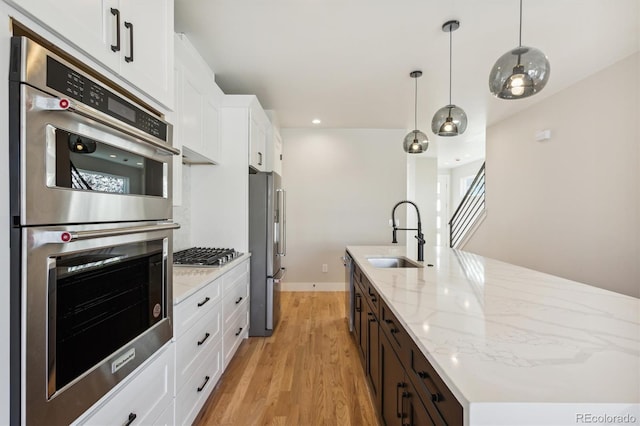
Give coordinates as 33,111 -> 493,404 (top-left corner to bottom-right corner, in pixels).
109,154 -> 117,158
312,119 -> 321,124
137,162 -> 143,166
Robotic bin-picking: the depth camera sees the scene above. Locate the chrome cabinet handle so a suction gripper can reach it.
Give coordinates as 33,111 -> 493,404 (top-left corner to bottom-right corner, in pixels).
258,151 -> 263,166
124,21 -> 134,62
110,8 -> 121,52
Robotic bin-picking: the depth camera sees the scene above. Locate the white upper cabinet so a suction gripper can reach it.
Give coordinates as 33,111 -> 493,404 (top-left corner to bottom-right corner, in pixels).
249,109 -> 267,172
222,96 -> 272,172
7,0 -> 174,108
265,110 -> 283,176
174,33 -> 221,164
271,127 -> 283,176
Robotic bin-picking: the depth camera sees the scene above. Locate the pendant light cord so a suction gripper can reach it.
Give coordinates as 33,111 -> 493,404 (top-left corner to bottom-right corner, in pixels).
414,75 -> 418,130
448,25 -> 453,105
518,0 -> 523,47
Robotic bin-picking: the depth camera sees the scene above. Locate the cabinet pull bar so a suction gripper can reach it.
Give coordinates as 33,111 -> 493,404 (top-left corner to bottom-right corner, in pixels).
124,412 -> 137,426
258,152 -> 263,166
197,376 -> 210,392
110,8 -> 121,52
124,21 -> 134,62
197,332 -> 210,346
235,296 -> 243,304
235,327 -> 243,336
197,297 -> 210,307
396,382 -> 404,418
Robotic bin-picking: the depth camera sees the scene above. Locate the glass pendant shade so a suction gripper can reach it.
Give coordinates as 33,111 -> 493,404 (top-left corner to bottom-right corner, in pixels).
431,104 -> 467,136
432,20 -> 467,137
403,130 -> 429,154
403,70 -> 429,154
489,46 -> 549,99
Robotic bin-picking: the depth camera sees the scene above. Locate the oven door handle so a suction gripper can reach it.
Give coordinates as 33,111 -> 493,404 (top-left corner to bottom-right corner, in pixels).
37,222 -> 180,244
33,94 -> 180,156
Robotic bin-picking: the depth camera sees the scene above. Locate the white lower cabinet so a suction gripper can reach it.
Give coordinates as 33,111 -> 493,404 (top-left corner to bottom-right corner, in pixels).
175,340 -> 222,425
173,257 -> 250,424
74,343 -> 174,426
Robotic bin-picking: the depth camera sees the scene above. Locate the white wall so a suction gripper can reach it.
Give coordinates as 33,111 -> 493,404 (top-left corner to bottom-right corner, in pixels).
407,156 -> 438,258
281,128 -> 407,287
190,108 -> 250,252
465,53 -> 640,297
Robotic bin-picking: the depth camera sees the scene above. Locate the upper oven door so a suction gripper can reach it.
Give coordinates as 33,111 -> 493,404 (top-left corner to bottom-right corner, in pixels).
18,84 -> 174,225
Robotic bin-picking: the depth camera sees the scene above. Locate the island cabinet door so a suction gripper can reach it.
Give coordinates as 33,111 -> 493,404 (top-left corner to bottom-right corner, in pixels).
353,283 -> 365,361
380,332 -> 438,426
365,300 -> 380,402
380,332 -> 407,426
403,383 -> 437,426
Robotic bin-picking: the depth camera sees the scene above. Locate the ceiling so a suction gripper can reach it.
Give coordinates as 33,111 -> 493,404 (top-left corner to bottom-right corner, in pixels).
175,0 -> 639,168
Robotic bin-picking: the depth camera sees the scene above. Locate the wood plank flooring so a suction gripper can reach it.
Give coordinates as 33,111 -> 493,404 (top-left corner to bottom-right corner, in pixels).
196,292 -> 380,426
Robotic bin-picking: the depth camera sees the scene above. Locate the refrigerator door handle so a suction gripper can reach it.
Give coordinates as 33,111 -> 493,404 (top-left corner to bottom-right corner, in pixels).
276,189 -> 287,256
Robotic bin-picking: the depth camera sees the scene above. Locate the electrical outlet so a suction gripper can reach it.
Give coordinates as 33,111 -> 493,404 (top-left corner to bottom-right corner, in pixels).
322,264 -> 328,273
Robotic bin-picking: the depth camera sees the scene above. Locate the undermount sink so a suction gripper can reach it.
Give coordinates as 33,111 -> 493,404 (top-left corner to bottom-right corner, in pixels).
367,256 -> 422,268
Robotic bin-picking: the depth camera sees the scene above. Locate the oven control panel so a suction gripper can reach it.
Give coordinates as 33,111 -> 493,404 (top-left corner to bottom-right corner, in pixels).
45,56 -> 167,141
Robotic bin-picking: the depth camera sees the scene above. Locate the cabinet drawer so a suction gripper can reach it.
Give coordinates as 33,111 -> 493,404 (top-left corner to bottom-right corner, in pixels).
175,301 -> 222,393
407,341 -> 463,426
223,307 -> 248,368
174,277 -> 222,337
379,299 -> 410,360
77,344 -> 174,426
222,275 -> 249,325
222,259 -> 249,294
175,340 -> 223,426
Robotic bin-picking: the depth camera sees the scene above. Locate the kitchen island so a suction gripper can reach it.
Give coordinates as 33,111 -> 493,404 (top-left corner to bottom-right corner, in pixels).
347,245 -> 639,426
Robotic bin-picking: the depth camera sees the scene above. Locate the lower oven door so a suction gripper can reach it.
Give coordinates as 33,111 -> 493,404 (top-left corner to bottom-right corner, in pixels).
22,221 -> 177,425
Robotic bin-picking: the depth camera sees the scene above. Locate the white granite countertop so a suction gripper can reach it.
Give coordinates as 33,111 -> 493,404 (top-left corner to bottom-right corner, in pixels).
172,254 -> 251,304
347,245 -> 640,425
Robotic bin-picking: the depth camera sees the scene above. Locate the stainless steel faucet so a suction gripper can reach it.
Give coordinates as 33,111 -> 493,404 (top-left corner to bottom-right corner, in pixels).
391,200 -> 425,261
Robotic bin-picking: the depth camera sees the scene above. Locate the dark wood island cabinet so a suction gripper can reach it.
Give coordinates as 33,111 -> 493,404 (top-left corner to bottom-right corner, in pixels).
350,260 -> 463,426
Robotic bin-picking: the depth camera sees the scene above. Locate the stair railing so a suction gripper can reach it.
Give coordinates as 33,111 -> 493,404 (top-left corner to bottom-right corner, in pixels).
449,162 -> 485,248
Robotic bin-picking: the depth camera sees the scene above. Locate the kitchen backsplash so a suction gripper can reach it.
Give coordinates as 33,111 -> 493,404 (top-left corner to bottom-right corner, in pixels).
172,164 -> 191,251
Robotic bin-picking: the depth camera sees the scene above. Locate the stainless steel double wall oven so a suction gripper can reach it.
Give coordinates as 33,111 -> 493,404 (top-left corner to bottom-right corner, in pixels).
9,37 -> 179,425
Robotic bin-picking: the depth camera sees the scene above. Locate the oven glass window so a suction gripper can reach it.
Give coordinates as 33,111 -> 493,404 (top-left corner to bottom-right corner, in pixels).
53,128 -> 164,196
50,239 -> 165,396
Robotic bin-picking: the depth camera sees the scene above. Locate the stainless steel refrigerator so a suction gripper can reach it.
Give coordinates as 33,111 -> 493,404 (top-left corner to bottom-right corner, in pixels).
249,171 -> 286,336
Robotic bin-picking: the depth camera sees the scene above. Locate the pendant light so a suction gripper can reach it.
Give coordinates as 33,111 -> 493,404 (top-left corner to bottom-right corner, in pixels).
489,0 -> 550,99
403,71 -> 429,154
431,20 -> 467,137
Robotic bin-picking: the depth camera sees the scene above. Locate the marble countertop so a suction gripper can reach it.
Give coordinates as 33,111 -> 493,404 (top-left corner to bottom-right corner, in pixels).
172,254 -> 250,304
347,245 -> 640,424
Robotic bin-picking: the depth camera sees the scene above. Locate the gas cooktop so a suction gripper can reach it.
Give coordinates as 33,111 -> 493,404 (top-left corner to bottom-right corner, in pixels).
173,247 -> 242,267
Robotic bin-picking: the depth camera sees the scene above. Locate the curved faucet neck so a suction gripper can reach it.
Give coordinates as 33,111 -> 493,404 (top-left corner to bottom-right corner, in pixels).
392,200 -> 422,225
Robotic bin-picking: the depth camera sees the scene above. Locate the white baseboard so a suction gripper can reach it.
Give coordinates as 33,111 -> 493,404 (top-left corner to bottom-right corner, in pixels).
280,281 -> 346,292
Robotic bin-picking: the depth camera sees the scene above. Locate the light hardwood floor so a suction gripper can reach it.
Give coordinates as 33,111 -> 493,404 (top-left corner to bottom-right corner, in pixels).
196,292 -> 380,426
